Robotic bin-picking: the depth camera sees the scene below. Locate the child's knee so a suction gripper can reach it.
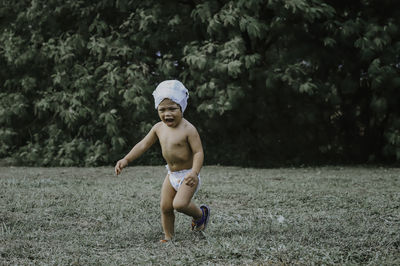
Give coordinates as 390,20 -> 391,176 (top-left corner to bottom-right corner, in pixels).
160,201 -> 174,214
172,199 -> 189,213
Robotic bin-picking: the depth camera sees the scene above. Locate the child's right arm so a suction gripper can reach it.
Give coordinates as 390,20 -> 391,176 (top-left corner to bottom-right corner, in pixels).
115,124 -> 159,175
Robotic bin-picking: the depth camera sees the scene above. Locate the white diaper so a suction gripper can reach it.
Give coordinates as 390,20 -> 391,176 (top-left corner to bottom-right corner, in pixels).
166,165 -> 201,194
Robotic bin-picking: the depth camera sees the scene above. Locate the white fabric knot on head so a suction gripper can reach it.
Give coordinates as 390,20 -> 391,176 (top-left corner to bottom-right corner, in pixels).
152,80 -> 189,113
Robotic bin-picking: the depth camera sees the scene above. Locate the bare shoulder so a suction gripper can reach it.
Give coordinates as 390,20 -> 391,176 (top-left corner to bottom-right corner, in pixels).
153,121 -> 163,130
152,122 -> 164,134
182,119 -> 199,135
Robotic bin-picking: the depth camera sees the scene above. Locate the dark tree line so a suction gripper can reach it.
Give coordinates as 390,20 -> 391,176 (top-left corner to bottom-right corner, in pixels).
0,0 -> 399,166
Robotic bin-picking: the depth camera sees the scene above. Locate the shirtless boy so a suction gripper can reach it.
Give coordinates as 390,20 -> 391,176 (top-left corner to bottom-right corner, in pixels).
114,80 -> 210,242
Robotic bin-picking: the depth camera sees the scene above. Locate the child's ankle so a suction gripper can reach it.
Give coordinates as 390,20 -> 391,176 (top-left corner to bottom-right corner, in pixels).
164,235 -> 173,241
193,209 -> 204,221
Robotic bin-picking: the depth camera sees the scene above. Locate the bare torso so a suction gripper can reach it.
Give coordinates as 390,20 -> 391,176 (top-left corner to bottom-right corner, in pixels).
155,119 -> 194,171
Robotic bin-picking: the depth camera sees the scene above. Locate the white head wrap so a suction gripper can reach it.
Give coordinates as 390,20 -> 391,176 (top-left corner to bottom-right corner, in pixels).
152,80 -> 189,113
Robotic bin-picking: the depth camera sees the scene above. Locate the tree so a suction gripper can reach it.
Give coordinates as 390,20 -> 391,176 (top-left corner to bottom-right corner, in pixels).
1,0 -> 399,166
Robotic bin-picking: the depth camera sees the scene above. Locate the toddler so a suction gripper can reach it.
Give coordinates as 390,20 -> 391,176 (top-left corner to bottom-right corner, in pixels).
115,80 -> 210,242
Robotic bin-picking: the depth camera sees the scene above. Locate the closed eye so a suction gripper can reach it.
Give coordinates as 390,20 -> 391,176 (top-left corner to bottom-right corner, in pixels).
158,107 -> 178,112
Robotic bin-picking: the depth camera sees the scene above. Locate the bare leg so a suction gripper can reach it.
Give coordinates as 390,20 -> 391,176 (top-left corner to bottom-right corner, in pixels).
172,176 -> 203,220
160,175 -> 176,240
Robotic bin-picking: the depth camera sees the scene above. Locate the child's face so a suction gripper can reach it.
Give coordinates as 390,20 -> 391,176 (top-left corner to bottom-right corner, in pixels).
157,98 -> 182,127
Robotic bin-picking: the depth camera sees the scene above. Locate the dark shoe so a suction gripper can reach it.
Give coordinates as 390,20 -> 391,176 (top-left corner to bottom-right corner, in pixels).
191,205 -> 210,231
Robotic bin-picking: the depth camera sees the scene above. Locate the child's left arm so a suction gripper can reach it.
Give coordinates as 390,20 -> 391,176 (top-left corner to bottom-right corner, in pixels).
184,126 -> 204,187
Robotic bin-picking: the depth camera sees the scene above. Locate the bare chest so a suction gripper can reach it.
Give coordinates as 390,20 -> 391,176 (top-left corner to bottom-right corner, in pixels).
158,130 -> 188,150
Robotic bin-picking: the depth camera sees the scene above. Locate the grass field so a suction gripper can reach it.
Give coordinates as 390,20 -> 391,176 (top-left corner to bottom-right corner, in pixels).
1,166 -> 399,265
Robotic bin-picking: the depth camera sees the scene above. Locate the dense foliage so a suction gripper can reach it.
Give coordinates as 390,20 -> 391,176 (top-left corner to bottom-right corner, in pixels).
1,0 -> 399,166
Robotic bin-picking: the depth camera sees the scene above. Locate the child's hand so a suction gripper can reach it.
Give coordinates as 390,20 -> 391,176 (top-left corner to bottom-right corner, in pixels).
115,158 -> 128,175
184,171 -> 199,187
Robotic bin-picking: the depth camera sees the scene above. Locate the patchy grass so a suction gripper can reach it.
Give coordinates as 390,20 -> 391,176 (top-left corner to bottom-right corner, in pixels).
0,166 -> 399,264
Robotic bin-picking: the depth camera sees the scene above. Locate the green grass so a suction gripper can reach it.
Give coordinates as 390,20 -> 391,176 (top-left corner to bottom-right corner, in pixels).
1,166 -> 399,265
